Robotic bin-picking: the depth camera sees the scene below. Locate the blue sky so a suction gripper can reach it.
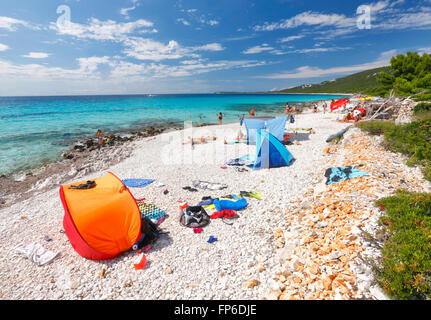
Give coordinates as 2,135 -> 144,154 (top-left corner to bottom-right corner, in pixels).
0,0 -> 430,95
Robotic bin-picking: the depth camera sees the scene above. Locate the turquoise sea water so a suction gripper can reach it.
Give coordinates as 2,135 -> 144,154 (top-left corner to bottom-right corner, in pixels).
0,94 -> 348,176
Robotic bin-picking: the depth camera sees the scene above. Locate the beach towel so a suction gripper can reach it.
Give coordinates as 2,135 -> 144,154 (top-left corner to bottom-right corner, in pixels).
325,165 -> 370,185
15,243 -> 59,266
122,179 -> 155,188
225,155 -> 254,167
136,199 -> 167,225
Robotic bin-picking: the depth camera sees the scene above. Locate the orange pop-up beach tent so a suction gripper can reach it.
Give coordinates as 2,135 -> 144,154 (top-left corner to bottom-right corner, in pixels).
60,172 -> 142,260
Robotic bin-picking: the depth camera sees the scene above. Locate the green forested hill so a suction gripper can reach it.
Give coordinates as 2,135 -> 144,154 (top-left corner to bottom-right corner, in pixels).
275,66 -> 390,95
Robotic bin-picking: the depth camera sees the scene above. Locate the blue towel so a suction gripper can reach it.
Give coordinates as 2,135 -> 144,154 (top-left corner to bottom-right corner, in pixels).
213,198 -> 247,212
324,165 -> 370,185
122,179 -> 155,188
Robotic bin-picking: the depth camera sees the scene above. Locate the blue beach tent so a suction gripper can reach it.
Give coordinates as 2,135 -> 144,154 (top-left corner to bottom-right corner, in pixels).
244,118 -> 266,145
244,116 -> 287,145
253,129 -> 294,169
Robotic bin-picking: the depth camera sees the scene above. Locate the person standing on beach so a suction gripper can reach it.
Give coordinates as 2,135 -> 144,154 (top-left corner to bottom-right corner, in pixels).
285,103 -> 290,115
323,102 -> 327,114
239,114 -> 245,126
218,112 -> 223,125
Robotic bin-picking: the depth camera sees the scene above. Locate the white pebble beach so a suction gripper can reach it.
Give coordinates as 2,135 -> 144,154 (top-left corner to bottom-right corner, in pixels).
1,110 -> 429,300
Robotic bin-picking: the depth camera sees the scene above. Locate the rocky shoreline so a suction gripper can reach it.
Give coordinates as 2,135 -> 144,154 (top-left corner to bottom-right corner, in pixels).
0,122 -> 189,209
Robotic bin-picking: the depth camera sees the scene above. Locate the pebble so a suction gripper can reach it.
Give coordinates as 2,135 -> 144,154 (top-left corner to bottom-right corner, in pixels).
1,112 -> 429,300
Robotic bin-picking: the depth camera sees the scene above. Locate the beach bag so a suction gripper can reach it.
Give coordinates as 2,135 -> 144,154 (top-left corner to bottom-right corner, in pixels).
290,115 -> 295,123
132,217 -> 160,250
179,206 -> 210,228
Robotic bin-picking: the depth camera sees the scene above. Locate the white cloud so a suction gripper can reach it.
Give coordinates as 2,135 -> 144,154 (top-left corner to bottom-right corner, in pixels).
254,2 -> 431,41
22,52 -> 50,59
120,0 -> 139,19
177,18 -> 191,26
109,59 -> 266,79
77,56 -> 111,73
205,19 -> 219,26
290,46 -> 351,54
254,11 -> 356,31
50,18 -> 155,41
375,7 -> 431,30
279,35 -> 304,43
194,43 -> 224,51
260,49 -> 396,79
243,44 -> 274,54
0,16 -> 28,31
123,38 -> 224,61
0,43 -> 9,51
0,56 -> 111,80
418,47 -> 431,54
178,8 -> 219,27
123,38 -> 195,61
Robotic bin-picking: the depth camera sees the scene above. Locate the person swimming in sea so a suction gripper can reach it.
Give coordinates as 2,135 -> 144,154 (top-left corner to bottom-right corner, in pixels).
218,112 -> 223,125
248,107 -> 256,117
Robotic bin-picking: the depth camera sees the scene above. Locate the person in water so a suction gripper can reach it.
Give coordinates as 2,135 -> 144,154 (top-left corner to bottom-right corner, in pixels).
218,112 -> 223,125
249,107 -> 256,117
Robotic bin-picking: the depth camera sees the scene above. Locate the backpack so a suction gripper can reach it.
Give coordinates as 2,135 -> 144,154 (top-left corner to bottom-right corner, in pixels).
132,217 -> 160,251
179,205 -> 210,228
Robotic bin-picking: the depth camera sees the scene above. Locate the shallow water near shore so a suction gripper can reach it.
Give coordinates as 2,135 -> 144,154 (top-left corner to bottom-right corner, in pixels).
0,93 -> 348,176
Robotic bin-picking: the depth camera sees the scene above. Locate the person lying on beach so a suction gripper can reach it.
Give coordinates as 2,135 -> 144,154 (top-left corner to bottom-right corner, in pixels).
182,136 -> 217,145
236,127 -> 247,141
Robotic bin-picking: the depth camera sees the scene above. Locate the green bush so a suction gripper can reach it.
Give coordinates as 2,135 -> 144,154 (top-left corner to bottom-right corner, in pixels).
357,119 -> 431,181
356,121 -> 397,136
414,103 -> 431,114
378,52 -> 431,98
376,190 -> 431,299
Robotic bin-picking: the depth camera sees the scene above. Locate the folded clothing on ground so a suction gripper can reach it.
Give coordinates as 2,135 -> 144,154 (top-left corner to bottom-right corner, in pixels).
210,209 -> 237,219
225,155 -> 254,167
192,180 -> 228,190
213,197 -> 247,212
15,242 -> 59,266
